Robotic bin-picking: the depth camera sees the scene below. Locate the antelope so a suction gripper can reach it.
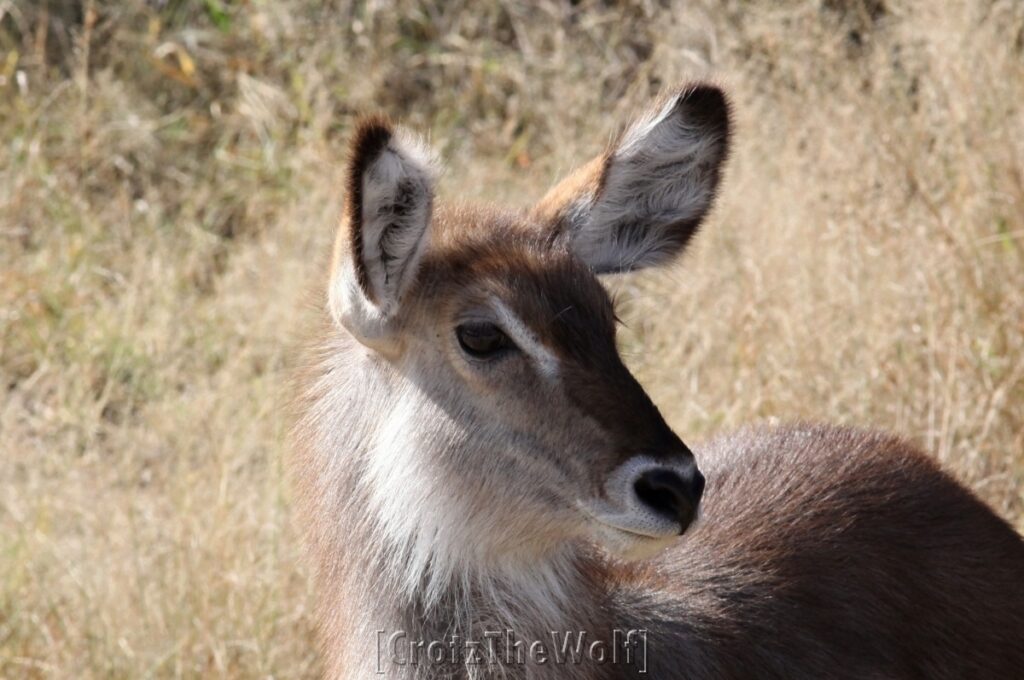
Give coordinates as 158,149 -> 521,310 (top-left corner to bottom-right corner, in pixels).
290,84 -> 1024,679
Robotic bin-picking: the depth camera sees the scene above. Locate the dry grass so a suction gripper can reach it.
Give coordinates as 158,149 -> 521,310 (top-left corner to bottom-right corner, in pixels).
2,0 -> 1022,677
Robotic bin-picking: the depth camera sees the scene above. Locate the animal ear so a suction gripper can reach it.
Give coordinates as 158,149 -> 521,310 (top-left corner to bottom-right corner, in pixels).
329,116 -> 439,344
533,84 -> 731,274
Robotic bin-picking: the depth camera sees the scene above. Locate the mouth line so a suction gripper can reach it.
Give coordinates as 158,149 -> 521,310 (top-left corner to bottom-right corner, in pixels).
576,502 -> 681,540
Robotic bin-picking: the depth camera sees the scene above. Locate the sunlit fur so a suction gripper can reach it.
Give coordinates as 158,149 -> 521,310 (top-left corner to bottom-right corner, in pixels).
291,84 -> 1024,679
533,85 -> 730,274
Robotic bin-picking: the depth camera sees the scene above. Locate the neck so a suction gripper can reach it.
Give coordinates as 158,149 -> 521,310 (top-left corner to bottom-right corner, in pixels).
293,335 -> 623,678
303,453 -> 614,679
348,536 -> 608,678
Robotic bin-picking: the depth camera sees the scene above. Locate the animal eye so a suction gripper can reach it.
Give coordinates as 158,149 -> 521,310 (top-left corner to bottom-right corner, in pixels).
456,322 -> 514,359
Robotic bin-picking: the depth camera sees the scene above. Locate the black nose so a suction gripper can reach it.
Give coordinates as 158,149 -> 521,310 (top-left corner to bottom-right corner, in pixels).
634,467 -> 705,534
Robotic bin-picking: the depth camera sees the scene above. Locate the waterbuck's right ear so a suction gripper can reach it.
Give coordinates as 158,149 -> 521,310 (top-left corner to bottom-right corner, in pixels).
329,116 -> 438,346
533,84 -> 731,274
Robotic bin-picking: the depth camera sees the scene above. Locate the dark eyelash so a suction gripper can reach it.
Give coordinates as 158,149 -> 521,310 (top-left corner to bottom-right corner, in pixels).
456,322 -> 516,359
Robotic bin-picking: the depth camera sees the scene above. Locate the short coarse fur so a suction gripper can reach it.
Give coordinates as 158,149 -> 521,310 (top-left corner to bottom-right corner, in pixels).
290,83 -> 1024,679
628,424 -> 1024,679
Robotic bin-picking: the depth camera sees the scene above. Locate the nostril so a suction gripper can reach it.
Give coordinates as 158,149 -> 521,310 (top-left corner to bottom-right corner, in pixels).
634,468 -> 687,518
633,468 -> 701,533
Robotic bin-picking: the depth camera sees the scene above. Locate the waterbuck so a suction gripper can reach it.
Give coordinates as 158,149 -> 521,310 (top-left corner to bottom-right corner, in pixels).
290,84 -> 1024,679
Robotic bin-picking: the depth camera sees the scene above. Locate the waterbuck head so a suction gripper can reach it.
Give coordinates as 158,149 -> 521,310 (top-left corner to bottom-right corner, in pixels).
324,85 -> 730,575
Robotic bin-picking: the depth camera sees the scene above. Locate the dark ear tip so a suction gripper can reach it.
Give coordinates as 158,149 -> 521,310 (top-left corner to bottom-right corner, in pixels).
677,83 -> 732,139
349,114 -> 395,169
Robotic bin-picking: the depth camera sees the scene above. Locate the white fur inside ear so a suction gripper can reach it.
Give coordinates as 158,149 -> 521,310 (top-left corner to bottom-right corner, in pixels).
571,93 -> 726,273
360,130 -> 438,315
329,255 -> 391,345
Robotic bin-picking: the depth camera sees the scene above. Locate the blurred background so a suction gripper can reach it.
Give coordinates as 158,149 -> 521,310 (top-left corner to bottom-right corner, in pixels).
1,0 -> 1022,677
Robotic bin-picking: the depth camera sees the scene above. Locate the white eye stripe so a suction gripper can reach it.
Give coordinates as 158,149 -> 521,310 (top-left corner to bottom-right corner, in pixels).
490,298 -> 560,380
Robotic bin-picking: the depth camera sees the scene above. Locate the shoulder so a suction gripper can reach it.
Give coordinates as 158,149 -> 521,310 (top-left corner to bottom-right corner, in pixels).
689,422 -> 1020,553
695,422 -> 940,489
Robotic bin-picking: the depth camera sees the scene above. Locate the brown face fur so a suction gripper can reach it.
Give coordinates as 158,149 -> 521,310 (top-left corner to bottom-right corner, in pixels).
395,204 -> 693,518
319,85 -> 730,566
293,84 -> 1024,680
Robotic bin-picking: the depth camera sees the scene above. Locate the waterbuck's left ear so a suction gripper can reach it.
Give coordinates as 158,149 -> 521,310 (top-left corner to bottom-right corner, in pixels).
532,84 -> 731,274
329,116 -> 439,346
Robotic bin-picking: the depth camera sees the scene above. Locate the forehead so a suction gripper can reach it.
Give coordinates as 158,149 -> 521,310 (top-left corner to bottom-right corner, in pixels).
415,205 -> 618,360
